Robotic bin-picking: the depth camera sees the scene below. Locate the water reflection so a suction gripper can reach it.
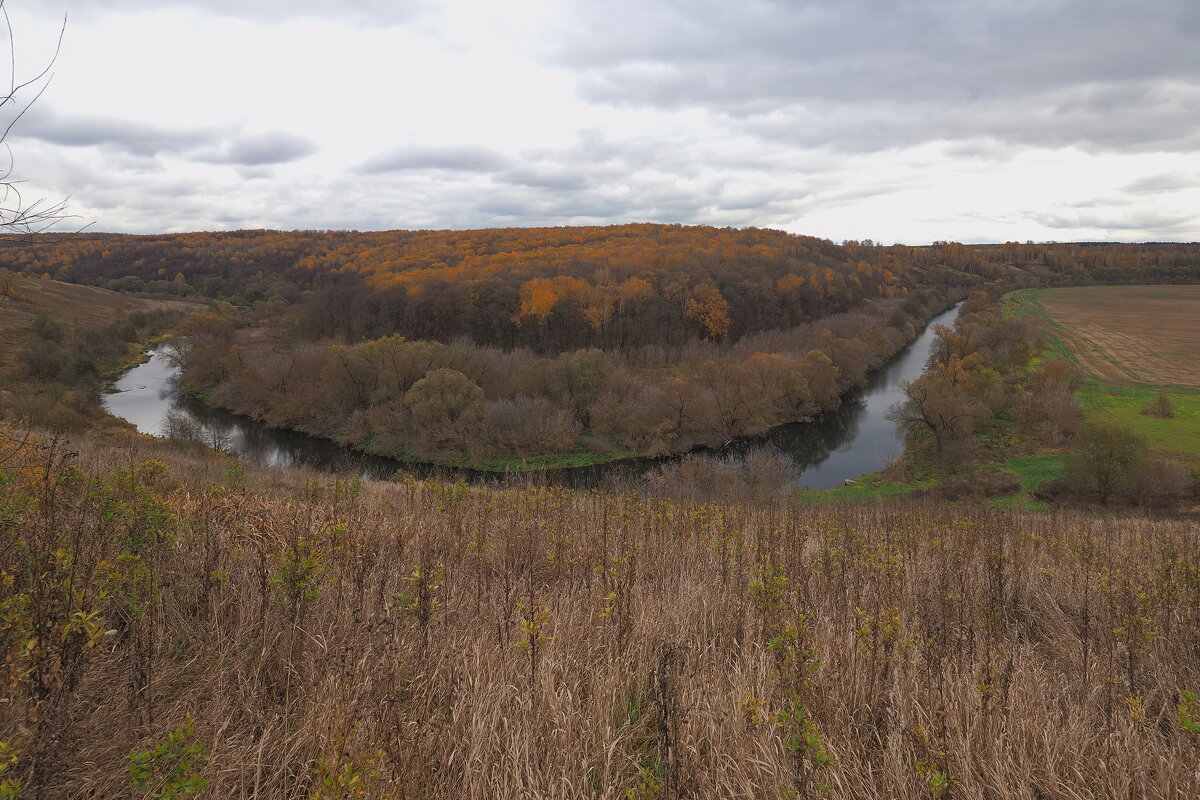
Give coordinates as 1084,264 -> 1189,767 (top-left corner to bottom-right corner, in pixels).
103,303 -> 960,490
174,397 -> 408,478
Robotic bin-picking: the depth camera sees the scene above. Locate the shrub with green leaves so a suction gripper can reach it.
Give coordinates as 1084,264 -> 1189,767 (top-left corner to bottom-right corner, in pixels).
128,720 -> 209,799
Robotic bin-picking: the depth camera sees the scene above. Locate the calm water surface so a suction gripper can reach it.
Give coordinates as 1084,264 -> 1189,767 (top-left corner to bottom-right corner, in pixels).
103,303 -> 960,489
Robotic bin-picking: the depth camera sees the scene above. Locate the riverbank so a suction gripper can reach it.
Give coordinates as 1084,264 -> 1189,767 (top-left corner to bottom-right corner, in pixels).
106,300 -> 964,486
850,286 -> 1200,511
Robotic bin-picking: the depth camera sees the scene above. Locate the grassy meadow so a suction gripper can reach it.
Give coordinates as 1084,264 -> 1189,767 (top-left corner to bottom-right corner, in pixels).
0,273 -> 199,368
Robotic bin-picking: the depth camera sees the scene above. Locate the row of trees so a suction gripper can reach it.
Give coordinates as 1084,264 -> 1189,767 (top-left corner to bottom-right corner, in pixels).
176,290 -> 957,465
0,226 -> 953,352
889,291 -> 1042,463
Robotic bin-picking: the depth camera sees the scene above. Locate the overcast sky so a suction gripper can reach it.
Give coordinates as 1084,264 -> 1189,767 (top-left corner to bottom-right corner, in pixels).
6,0 -> 1200,243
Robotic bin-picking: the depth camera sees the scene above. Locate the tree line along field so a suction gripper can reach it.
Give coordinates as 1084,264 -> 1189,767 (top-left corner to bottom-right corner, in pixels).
1011,286 -> 1200,463
1,428 -> 1198,799
795,287 -> 1199,511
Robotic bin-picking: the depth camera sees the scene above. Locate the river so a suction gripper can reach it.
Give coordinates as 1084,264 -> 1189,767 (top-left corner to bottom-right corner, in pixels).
103,303 -> 960,490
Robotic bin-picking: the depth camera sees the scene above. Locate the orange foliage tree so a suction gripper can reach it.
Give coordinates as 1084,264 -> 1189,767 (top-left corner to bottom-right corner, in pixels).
685,283 -> 731,340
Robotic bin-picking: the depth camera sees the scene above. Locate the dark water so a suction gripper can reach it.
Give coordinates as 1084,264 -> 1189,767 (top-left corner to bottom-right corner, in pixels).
103,303 -> 960,489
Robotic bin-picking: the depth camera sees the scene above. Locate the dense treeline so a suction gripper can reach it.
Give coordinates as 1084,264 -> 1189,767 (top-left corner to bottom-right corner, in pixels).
3,228 -> 1198,354
888,291 -> 1045,466
0,225 -> 955,351
177,289 -> 958,466
2,429 -> 1199,798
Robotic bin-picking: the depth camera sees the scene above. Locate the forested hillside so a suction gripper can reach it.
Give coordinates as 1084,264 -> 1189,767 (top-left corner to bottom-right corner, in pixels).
2,225 -> 956,350
4,227 -> 1196,351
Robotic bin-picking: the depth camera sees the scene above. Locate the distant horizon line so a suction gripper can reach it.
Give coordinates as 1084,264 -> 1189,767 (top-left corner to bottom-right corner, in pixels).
5,222 -> 1199,249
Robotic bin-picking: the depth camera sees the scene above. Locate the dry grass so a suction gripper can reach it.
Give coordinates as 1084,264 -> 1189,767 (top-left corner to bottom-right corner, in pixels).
0,272 -> 202,370
1,429 -> 1199,798
1035,285 -> 1200,386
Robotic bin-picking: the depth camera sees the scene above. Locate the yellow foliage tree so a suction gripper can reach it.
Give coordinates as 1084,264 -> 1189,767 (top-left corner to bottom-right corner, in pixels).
685,283 -> 731,340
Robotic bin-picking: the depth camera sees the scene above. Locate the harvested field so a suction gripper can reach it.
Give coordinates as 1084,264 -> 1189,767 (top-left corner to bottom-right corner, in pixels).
1031,285 -> 1200,386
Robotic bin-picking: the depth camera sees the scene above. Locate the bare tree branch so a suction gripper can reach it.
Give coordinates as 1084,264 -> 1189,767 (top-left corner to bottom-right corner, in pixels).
0,2 -> 74,238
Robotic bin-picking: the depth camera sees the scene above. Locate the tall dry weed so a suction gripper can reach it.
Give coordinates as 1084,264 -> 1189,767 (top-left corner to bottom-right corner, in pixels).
0,430 -> 1197,798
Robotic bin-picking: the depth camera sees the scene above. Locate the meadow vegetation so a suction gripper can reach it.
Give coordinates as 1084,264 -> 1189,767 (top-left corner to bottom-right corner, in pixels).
1,428 -> 1198,798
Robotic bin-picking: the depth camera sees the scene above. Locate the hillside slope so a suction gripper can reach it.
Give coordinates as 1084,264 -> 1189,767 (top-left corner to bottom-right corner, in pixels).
0,427 -> 1197,798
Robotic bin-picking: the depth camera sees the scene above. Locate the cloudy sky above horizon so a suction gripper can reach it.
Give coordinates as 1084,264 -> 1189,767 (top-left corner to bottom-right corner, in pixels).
6,0 -> 1200,243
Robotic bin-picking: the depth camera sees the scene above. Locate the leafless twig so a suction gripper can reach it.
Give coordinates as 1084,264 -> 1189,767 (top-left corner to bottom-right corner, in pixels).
0,2 -> 73,238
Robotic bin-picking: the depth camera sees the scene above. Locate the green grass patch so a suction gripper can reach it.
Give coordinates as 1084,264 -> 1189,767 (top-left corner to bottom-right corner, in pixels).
999,454 -> 1067,493
366,440 -> 636,473
1076,384 -> 1200,462
982,454 -> 1065,511
794,471 -> 934,505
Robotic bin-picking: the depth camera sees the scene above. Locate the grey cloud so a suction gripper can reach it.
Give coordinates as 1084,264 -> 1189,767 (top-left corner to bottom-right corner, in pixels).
197,132 -> 317,165
566,0 -> 1197,104
476,192 -> 631,222
561,0 -> 1200,154
498,166 -> 592,192
1122,173 -> 1198,195
1027,208 -> 1197,234
333,131 -> 818,230
16,108 -> 315,165
940,138 -> 1022,162
736,81 -> 1200,155
16,107 -> 216,156
1059,197 -> 1136,210
357,145 -> 511,174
